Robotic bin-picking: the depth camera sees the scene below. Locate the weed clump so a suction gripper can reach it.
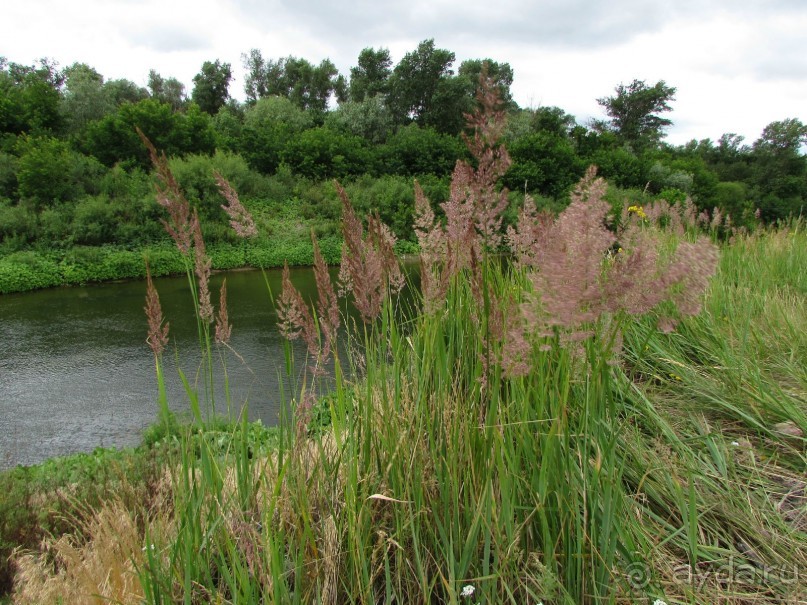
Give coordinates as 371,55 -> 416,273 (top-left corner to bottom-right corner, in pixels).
10,74 -> 806,605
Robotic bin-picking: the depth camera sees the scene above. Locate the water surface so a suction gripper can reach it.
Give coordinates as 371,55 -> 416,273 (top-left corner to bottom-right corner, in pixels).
0,267 -> 321,469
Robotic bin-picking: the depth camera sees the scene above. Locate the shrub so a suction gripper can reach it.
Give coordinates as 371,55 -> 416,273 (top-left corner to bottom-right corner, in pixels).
0,199 -> 36,248
282,126 -> 372,180
377,124 -> 464,176
143,246 -> 185,277
343,174 -> 418,240
0,251 -> 61,293
71,195 -> 121,246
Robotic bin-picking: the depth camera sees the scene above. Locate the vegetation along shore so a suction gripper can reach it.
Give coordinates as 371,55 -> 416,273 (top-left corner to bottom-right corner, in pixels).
2,40 -> 806,294
3,23 -> 807,602
1,70 -> 805,604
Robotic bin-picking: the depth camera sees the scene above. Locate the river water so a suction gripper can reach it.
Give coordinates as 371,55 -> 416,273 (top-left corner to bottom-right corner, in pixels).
0,267 -> 323,469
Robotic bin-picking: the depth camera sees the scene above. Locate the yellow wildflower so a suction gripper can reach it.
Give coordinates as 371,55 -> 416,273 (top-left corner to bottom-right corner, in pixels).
628,205 -> 647,219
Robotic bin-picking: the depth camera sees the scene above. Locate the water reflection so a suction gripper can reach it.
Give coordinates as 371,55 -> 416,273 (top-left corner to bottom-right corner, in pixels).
0,267 -> 319,469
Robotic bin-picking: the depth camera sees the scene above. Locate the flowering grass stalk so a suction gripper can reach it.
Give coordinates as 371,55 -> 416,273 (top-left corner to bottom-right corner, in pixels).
21,75 -> 802,605
144,262 -> 172,432
15,219 -> 806,604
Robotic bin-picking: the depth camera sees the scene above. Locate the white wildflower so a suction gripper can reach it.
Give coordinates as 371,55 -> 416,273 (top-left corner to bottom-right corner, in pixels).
460,585 -> 475,598
653,599 -> 668,605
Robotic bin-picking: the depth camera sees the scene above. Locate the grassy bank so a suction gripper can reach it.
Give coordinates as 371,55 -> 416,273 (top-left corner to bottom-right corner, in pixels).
5,207 -> 805,605
0,237 -> 345,294
0,418 -> 284,598
3,90 -> 805,603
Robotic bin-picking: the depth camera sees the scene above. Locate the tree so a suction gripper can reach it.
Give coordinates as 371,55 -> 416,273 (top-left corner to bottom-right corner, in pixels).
60,62 -> 113,134
695,133 -> 752,183
349,47 -> 392,102
531,106 -> 577,137
504,132 -> 585,198
243,95 -> 312,132
192,60 -> 232,115
751,118 -> 807,220
147,69 -> 186,110
326,95 -> 393,144
753,118 -> 807,154
299,58 -> 342,112
378,124 -> 463,176
15,136 -> 104,209
282,126 -> 371,179
103,78 -> 149,106
211,101 -> 244,152
387,39 -> 456,127
240,96 -> 312,173
241,50 -> 343,113
458,59 -> 514,107
597,79 -> 676,151
15,136 -> 75,207
0,57 -> 64,135
83,99 -> 214,169
422,75 -> 473,135
242,49 -> 270,102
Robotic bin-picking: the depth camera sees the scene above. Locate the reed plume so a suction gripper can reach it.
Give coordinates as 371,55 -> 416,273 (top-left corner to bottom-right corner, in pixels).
414,70 -> 512,312
191,210 -> 213,323
524,166 -> 614,334
336,183 -> 403,323
144,263 -> 169,357
137,128 -> 193,255
414,182 -> 452,312
462,73 -> 512,250
312,234 -> 339,362
506,166 -> 719,370
505,195 -> 554,269
215,171 -> 257,238
277,262 -> 318,359
215,279 -> 231,345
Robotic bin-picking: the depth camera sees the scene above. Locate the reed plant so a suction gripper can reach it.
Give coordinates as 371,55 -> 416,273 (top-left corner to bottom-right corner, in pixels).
11,77 -> 806,604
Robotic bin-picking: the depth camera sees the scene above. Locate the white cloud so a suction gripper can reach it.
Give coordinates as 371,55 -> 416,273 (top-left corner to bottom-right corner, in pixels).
0,0 -> 804,145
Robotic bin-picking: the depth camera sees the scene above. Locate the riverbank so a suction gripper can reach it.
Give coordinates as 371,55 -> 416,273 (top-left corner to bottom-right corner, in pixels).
0,237 -> 422,295
0,417 -> 284,597
4,217 -> 806,603
0,238 -> 338,294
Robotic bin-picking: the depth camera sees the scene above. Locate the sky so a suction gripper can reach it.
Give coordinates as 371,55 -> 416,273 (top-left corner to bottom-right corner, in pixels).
2,0 -> 806,146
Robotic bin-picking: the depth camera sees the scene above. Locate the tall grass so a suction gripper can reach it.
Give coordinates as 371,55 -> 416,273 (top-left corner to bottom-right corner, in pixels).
10,79 -> 806,604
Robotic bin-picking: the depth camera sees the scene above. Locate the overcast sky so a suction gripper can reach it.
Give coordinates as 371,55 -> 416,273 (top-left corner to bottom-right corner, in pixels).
2,0 -> 806,146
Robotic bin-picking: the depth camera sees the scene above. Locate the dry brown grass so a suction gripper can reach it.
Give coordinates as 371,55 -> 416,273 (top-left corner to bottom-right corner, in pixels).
12,500 -> 145,605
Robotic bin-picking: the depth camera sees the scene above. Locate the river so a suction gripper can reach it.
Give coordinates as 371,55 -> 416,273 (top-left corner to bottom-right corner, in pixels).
0,267 -> 324,469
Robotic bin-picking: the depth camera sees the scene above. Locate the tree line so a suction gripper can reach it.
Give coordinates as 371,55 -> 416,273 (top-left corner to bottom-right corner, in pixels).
1,41 -> 806,254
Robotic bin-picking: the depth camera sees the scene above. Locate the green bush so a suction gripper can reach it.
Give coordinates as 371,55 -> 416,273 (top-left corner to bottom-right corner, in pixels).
71,195 -> 121,245
83,99 -> 215,170
282,126 -> 372,180
60,246 -> 109,284
377,124 -> 463,176
344,175 -> 417,240
504,131 -> 586,198
37,204 -> 74,246
210,243 -> 246,270
244,236 -> 340,268
0,199 -> 36,248
15,137 -> 76,208
0,251 -> 61,293
143,246 -> 186,276
712,181 -> 752,223
103,249 -> 145,280
0,152 -> 17,199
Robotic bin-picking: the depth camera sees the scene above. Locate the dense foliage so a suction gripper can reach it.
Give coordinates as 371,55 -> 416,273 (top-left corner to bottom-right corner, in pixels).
4,97 -> 805,601
1,43 -> 805,294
